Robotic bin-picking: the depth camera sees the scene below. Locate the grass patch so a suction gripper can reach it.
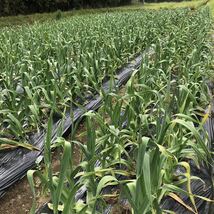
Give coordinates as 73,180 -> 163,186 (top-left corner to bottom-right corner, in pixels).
144,0 -> 203,10
208,0 -> 214,15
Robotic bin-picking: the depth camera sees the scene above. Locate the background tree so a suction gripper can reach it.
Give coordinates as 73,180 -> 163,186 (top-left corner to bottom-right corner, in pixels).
0,0 -> 183,16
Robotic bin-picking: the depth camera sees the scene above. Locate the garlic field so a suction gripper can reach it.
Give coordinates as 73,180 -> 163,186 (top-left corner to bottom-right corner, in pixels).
0,6 -> 213,214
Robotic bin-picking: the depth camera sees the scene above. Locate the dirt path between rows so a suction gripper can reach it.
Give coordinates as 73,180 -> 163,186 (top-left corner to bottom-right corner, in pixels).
0,178 -> 33,214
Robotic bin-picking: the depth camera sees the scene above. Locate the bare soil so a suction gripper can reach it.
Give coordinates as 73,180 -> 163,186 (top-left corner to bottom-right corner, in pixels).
0,177 -> 34,214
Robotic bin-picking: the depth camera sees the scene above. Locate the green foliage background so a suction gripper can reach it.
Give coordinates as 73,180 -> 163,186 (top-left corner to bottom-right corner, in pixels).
0,0 -> 133,16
